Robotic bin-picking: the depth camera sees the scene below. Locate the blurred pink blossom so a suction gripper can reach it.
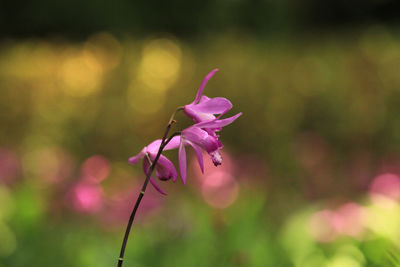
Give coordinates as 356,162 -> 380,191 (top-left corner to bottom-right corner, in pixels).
0,148 -> 20,184
369,173 -> 400,201
201,171 -> 239,209
69,181 -> 104,213
335,202 -> 365,237
191,150 -> 234,182
190,150 -> 239,209
309,202 -> 365,242
81,155 -> 111,183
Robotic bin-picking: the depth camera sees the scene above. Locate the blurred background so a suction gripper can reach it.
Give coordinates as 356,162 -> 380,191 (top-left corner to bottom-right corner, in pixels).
1,1 -> 400,266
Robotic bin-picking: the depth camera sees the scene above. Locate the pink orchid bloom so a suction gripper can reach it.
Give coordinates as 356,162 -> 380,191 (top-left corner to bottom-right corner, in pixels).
128,136 -> 180,195
178,113 -> 242,184
183,68 -> 233,124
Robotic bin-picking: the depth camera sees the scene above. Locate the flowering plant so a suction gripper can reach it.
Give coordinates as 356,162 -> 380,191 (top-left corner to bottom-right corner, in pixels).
118,69 -> 241,266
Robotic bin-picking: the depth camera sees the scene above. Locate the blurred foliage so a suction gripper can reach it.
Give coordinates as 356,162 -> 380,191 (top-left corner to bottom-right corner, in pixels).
1,0 -> 399,38
2,26 -> 400,266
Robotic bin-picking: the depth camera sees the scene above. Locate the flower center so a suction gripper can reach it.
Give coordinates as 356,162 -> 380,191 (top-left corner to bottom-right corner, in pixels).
209,150 -> 222,166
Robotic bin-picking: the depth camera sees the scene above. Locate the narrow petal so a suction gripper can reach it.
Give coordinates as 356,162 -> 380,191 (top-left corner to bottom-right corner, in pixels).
189,97 -> 232,115
150,177 -> 167,195
143,157 -> 167,195
186,140 -> 204,173
193,68 -> 219,103
164,136 -> 181,151
156,155 -> 178,182
178,139 -> 187,184
195,112 -> 242,129
128,149 -> 145,165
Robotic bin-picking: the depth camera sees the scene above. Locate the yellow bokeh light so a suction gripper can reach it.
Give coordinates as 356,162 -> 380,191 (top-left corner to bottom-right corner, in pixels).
58,49 -> 103,97
138,38 -> 182,91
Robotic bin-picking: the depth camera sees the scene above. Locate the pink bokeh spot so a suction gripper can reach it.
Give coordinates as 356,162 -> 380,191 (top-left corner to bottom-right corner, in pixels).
335,202 -> 365,237
191,150 -> 234,183
309,202 -> 365,242
82,155 -> 110,183
201,171 -> 239,209
369,173 -> 400,202
189,150 -> 239,209
0,148 -> 20,184
71,182 -> 104,213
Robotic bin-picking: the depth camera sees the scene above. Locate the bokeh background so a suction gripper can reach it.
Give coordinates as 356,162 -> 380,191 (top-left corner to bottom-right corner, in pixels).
1,1 -> 400,266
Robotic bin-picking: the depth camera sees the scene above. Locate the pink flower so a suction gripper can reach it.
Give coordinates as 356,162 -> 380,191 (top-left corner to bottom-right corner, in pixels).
178,113 -> 242,184
128,136 -> 180,195
183,69 -> 233,124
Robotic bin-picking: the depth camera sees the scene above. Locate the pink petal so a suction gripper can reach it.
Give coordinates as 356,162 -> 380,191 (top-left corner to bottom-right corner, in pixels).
193,68 -> 219,103
182,127 -> 209,144
156,154 -> 178,182
186,140 -> 204,173
164,136 -> 181,151
189,97 -> 232,115
195,112 -> 242,129
128,149 -> 145,165
199,95 -> 211,103
150,177 -> 167,195
182,127 -> 220,153
146,139 -> 162,154
202,136 -> 220,153
143,157 -> 166,195
179,139 -> 187,184
184,105 -> 216,123
146,136 -> 180,153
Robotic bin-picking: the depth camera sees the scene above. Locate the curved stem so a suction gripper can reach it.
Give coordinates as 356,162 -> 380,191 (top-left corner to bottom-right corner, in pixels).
117,109 -> 182,267
168,106 -> 184,125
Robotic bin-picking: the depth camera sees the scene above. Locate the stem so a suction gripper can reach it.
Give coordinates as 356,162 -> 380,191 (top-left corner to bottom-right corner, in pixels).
117,108 -> 182,267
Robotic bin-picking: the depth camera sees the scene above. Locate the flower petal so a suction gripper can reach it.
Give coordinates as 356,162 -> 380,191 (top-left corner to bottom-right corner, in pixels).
182,127 -> 209,144
189,97 -> 232,115
184,105 -> 216,123
195,112 -> 242,129
182,127 -> 220,153
146,139 -> 162,154
156,154 -> 178,182
128,149 -> 145,165
178,139 -> 187,184
199,95 -> 211,103
143,157 -> 166,195
185,140 -> 204,173
150,177 -> 167,195
164,136 -> 181,151
193,68 -> 219,103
